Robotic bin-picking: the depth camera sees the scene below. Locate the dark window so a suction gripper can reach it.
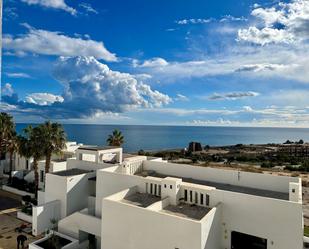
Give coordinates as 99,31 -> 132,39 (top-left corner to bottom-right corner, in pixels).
154,184 -> 157,196
190,190 -> 193,202
292,189 -> 295,193
158,185 -> 161,196
40,170 -> 44,183
200,193 -> 204,205
164,184 -> 167,188
150,183 -> 153,194
170,185 -> 172,189
206,194 -> 210,206
184,189 -> 188,201
195,192 -> 198,204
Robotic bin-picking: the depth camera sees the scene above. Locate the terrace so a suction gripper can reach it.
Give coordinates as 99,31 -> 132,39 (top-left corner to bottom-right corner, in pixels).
121,192 -> 161,208
52,168 -> 92,177
137,170 -> 289,200
161,203 -> 211,220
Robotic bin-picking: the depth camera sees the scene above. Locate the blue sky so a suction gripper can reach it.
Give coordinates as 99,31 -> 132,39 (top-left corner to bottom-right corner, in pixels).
1,0 -> 309,127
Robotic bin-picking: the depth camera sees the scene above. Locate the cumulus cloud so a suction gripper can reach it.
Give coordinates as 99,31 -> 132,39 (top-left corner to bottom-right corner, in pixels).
1,83 -> 14,96
208,91 -> 259,100
21,0 -> 76,15
3,24 -> 117,61
2,56 -> 171,119
238,0 -> 309,45
25,93 -> 64,106
133,58 -> 169,68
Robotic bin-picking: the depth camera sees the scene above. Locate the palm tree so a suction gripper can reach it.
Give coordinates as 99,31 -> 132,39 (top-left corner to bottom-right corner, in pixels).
20,125 -> 45,196
40,121 -> 66,175
7,131 -> 18,183
106,129 -> 124,146
0,112 -> 15,159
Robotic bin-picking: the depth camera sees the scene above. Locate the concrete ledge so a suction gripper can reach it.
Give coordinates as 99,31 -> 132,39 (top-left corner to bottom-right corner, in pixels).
2,185 -> 35,198
17,211 -> 32,223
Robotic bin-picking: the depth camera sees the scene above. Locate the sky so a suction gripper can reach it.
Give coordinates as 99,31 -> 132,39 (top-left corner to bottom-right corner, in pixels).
1,0 -> 309,127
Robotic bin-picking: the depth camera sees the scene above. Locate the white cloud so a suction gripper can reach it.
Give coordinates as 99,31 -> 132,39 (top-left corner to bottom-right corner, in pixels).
238,0 -> 309,45
3,24 -> 117,61
25,93 -> 64,106
208,91 -> 259,100
6,72 -> 31,78
219,15 -> 247,22
133,57 -> 169,68
175,18 -> 213,25
238,27 -> 294,45
79,3 -> 98,14
21,0 -> 76,15
1,83 -> 14,96
175,94 -> 189,101
51,56 -> 171,116
235,63 -> 291,72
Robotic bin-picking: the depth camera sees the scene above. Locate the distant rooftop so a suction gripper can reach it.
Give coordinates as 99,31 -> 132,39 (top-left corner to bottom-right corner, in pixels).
78,145 -> 120,151
121,192 -> 160,208
137,171 -> 289,200
161,203 -> 211,220
52,168 -> 92,177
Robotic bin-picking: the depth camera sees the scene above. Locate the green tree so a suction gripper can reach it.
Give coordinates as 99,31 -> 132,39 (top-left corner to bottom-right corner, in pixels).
20,125 -> 45,195
40,121 -> 66,176
106,129 -> 124,146
0,112 -> 15,158
7,131 -> 18,183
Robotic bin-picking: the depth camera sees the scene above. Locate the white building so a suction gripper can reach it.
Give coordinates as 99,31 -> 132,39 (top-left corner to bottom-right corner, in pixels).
31,145 -> 304,249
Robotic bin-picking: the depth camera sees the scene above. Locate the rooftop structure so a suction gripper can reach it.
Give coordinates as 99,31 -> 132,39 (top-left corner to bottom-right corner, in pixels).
30,145 -> 304,249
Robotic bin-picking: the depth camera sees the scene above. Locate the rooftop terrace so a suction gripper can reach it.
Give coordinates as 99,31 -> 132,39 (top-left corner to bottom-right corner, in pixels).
78,146 -> 120,151
161,203 -> 211,220
137,171 -> 289,200
121,192 -> 161,208
52,168 -> 92,177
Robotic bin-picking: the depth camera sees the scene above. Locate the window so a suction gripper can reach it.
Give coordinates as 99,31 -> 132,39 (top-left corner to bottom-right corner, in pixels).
154,184 -> 157,196
26,160 -> 29,170
206,194 -> 210,206
146,183 -> 148,193
195,192 -> 198,204
190,190 -> 193,202
200,193 -> 204,205
79,154 -> 83,160
40,170 -> 44,183
170,185 -> 173,189
164,184 -> 167,188
158,185 -> 161,196
150,183 -> 153,194
292,189 -> 295,193
184,189 -> 188,201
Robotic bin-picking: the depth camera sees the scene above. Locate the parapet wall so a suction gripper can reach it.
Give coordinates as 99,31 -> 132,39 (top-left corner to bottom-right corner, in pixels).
143,161 -> 299,193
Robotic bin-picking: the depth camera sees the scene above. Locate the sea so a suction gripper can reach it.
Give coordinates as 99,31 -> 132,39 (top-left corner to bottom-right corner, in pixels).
15,124 -> 309,153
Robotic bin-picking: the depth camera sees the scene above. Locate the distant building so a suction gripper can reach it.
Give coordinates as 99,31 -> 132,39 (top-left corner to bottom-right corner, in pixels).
278,144 -> 309,158
30,144 -> 303,249
188,141 -> 203,152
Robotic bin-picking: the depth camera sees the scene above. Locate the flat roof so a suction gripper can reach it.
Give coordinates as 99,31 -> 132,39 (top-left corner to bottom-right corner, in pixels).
161,203 -> 211,220
52,168 -> 92,177
137,171 -> 289,200
121,192 -> 161,208
78,146 -> 121,151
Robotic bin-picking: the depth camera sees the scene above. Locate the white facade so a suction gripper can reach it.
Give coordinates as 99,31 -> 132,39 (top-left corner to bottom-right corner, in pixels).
32,145 -> 304,249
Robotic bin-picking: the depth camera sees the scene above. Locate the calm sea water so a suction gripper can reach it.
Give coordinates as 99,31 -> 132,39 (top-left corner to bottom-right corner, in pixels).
15,124 -> 309,152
